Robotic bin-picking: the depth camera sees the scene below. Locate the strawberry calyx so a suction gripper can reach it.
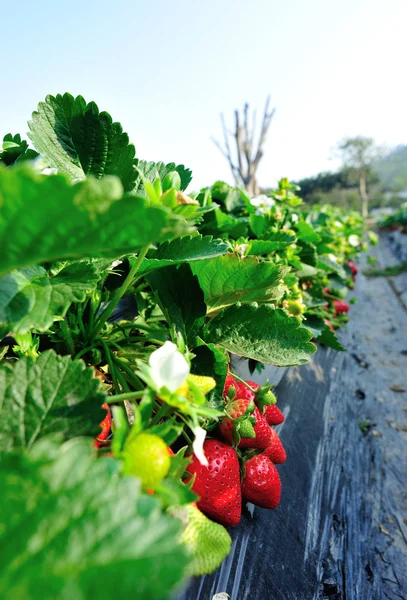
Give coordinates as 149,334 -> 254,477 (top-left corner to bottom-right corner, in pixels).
223,399 -> 257,446
254,384 -> 277,412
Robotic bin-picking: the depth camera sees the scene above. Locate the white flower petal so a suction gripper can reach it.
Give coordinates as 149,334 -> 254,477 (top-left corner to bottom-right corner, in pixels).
348,234 -> 360,247
192,426 -> 208,467
149,341 -> 190,393
250,195 -> 275,214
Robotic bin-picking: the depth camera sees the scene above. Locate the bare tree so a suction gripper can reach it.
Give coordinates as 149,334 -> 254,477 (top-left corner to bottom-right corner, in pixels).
212,96 -> 275,196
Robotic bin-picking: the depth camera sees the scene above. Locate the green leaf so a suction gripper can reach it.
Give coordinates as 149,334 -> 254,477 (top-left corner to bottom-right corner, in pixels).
137,235 -> 229,277
154,478 -> 197,507
0,167 -> 190,275
297,240 -> 318,266
148,264 -> 206,343
192,341 -> 228,400
200,209 -> 248,238
317,256 -> 346,278
0,133 -> 38,166
0,350 -> 105,454
133,160 -> 192,193
317,326 -> 345,351
296,220 -> 321,244
302,315 -> 344,351
190,255 -> 289,314
28,93 -> 137,191
204,304 -> 316,366
248,231 -> 297,255
0,262 -> 101,334
295,262 -> 318,278
0,437 -> 188,600
302,314 -> 326,337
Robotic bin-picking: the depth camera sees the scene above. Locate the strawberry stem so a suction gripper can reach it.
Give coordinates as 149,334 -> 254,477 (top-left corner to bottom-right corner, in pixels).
105,390 -> 144,404
229,371 -> 257,393
90,244 -> 150,340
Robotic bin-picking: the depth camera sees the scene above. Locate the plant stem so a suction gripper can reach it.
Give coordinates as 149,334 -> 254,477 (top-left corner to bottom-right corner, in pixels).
105,391 -> 144,404
112,355 -> 144,389
60,319 -> 75,355
75,345 -> 97,361
101,341 -> 121,394
150,404 -> 173,426
91,245 -> 150,340
229,371 -> 257,393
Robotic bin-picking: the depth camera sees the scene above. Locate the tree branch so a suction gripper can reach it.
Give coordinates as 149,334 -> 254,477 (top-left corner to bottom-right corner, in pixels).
254,95 -> 274,167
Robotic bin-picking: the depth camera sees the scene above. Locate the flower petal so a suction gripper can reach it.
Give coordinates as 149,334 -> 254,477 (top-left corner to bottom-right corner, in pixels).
192,427 -> 209,467
149,341 -> 190,393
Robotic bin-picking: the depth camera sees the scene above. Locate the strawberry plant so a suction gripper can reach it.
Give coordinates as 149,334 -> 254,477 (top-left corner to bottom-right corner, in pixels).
0,93 -> 372,598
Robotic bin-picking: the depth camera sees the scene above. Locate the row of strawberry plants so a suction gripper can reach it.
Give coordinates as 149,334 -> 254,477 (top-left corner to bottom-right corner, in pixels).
0,93 -> 374,599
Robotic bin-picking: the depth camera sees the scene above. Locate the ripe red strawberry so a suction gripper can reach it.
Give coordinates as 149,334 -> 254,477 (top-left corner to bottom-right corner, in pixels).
332,299 -> 349,315
220,398 -> 271,449
241,454 -> 281,509
322,287 -> 331,295
223,374 -> 239,400
347,261 -> 358,276
95,403 -> 112,448
223,374 -> 255,402
186,439 -> 242,527
264,404 -> 284,426
262,429 -> 286,464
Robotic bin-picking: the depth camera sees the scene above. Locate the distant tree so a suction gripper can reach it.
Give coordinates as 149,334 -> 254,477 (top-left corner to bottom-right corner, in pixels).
212,97 -> 275,196
336,136 -> 380,218
294,171 -> 350,203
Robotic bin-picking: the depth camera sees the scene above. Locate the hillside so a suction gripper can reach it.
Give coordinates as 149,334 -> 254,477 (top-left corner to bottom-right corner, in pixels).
374,145 -> 407,191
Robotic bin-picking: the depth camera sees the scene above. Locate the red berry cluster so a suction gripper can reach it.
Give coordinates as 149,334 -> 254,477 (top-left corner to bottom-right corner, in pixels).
186,373 -> 286,528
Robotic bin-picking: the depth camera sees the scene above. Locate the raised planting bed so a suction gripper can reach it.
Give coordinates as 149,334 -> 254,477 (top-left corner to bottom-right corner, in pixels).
177,244 -> 407,600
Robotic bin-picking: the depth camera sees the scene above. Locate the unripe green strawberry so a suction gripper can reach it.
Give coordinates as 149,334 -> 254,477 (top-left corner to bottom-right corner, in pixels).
220,398 -> 271,449
122,432 -> 170,488
238,418 -> 256,438
181,504 -> 232,576
187,374 -> 216,395
286,299 -> 305,316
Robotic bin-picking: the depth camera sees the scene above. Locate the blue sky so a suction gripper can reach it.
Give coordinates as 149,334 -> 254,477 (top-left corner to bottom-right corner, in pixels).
2,0 -> 406,189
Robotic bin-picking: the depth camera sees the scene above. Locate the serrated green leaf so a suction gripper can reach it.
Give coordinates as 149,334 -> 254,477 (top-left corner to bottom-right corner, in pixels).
200,209 -> 248,238
318,326 -> 345,351
302,314 -> 326,337
0,133 -> 39,166
0,437 -> 188,600
136,235 -> 229,277
190,255 -> 289,314
192,341 -> 228,402
0,262 -> 100,334
295,262 -> 318,278
296,220 -> 321,244
0,350 -> 105,454
300,314 -> 345,351
204,304 -> 316,366
248,231 -> 297,255
297,240 -> 318,266
148,264 -> 206,343
133,159 -> 192,193
154,477 -> 197,507
28,93 -> 137,191
0,167 -> 190,275
317,256 -> 346,278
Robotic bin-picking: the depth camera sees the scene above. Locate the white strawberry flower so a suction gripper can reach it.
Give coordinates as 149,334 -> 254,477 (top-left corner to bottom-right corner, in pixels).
149,341 -> 189,393
250,194 -> 275,215
192,426 -> 209,467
